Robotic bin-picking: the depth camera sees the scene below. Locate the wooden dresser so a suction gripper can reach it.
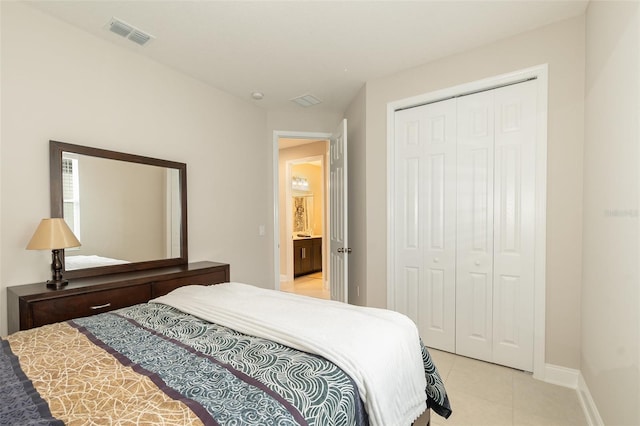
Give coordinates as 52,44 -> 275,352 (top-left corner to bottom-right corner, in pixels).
7,261 -> 229,334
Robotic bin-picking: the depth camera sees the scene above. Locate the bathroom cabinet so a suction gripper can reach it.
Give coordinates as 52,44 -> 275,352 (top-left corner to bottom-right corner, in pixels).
293,237 -> 322,277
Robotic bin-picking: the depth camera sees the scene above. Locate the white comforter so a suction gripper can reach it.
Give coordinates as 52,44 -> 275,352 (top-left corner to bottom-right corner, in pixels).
152,282 -> 427,426
65,255 -> 129,270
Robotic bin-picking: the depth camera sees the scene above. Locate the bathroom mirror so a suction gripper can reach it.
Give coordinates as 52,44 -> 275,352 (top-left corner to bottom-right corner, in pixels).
293,194 -> 314,236
50,140 -> 188,279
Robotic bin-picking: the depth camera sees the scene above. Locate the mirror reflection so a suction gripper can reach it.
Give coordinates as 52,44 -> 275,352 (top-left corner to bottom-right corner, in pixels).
50,140 -> 188,279
291,165 -> 322,240
62,152 -> 182,270
293,194 -> 314,237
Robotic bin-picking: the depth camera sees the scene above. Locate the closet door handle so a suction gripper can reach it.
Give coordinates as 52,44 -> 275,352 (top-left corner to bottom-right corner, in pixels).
474,260 -> 481,266
302,248 -> 306,259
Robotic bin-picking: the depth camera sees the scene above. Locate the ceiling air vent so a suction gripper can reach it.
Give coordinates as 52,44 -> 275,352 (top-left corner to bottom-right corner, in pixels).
128,30 -> 152,46
290,94 -> 322,107
107,17 -> 154,46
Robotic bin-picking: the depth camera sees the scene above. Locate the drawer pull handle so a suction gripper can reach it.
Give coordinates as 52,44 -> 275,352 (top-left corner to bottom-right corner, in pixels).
90,303 -> 111,310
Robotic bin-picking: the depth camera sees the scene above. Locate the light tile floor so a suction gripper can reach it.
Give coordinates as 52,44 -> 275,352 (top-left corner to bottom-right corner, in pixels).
427,348 -> 587,426
280,277 -> 586,425
280,272 -> 330,300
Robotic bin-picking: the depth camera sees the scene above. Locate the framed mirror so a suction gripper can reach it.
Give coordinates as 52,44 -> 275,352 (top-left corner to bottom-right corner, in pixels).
50,140 -> 188,279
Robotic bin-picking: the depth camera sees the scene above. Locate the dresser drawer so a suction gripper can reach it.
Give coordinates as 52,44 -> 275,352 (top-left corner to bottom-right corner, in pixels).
7,261 -> 230,333
30,284 -> 151,327
152,270 -> 228,298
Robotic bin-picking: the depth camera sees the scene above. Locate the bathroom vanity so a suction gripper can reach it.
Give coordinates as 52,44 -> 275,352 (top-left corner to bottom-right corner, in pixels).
293,237 -> 322,277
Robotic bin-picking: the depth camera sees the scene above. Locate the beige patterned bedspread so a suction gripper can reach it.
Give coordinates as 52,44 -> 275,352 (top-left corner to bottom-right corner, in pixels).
7,322 -> 202,425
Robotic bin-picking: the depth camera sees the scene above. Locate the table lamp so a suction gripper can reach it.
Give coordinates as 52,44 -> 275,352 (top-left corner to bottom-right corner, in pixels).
26,218 -> 81,289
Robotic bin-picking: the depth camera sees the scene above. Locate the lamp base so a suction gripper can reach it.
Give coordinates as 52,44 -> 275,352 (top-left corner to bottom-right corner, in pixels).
46,278 -> 68,290
47,249 -> 68,290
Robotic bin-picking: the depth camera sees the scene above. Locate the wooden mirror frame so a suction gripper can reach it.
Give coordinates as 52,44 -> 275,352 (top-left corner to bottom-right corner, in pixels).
50,140 -> 188,279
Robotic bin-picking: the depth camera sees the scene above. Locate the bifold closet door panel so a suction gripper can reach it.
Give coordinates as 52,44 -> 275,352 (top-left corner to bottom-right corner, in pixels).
394,99 -> 457,352
492,80 -> 537,371
455,90 -> 496,364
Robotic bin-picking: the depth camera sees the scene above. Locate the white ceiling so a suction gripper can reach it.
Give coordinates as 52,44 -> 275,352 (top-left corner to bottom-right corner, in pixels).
26,0 -> 588,112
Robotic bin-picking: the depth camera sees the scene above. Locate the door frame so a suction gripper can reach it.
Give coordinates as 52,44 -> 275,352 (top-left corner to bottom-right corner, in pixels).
273,130 -> 332,291
386,64 -> 548,379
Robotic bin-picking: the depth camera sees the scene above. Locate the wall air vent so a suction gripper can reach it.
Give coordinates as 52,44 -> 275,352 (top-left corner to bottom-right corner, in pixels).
107,17 -> 154,46
290,94 -> 322,107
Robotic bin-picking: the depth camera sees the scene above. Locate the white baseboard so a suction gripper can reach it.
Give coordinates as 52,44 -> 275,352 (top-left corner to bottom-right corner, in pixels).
544,363 -> 579,389
542,364 -> 603,426
577,373 -> 605,426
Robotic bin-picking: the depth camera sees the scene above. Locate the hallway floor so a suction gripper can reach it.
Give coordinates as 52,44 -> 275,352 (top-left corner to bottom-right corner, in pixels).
280,272 -> 330,300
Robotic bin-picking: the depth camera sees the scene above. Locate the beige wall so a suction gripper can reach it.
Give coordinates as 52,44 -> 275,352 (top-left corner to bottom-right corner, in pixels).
359,16 -> 586,368
77,155 -> 165,261
267,108 -> 343,136
582,2 -> 639,424
0,3 -> 271,336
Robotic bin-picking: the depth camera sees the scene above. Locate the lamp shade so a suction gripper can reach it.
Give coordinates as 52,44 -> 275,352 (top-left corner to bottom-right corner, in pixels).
26,218 -> 81,250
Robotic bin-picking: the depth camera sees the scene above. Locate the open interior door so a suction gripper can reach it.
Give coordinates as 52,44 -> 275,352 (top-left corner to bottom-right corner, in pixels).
329,119 -> 348,302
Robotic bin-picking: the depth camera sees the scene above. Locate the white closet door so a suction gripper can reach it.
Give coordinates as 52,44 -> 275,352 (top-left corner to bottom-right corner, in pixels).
423,100 -> 457,351
455,90 -> 496,363
393,79 -> 537,371
492,80 -> 536,371
393,106 -> 423,325
394,99 -> 457,351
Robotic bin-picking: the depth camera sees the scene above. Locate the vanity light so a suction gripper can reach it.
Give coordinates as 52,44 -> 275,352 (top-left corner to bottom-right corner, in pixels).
292,176 -> 310,191
26,218 -> 81,289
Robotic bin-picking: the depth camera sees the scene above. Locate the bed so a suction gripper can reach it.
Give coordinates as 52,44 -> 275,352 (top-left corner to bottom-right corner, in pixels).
64,255 -> 130,270
1,282 -> 451,425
